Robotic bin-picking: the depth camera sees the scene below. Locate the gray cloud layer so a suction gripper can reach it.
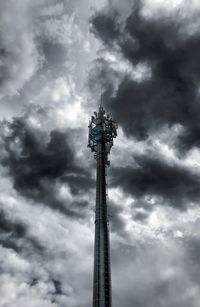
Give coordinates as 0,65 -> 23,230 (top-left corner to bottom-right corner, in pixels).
90,0 -> 200,211
91,1 -> 200,151
111,153 -> 200,209
1,108 -> 94,218
1,0 -> 200,306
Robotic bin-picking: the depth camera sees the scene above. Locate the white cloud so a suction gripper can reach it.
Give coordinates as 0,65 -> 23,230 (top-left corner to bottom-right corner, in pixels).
37,13 -> 82,47
0,165 -> 94,307
0,0 -> 85,101
103,50 -> 152,82
0,0 -> 43,98
141,0 -> 200,38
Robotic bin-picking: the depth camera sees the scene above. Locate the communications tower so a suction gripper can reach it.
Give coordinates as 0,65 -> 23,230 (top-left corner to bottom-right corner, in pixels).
88,105 -> 118,307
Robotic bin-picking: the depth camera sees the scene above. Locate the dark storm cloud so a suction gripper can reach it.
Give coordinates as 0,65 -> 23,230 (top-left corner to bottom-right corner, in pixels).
0,209 -> 44,254
62,174 -> 94,195
2,112 -> 94,217
52,279 -> 63,295
90,10 -> 120,46
90,1 -> 200,151
0,210 -> 26,237
111,154 -> 200,209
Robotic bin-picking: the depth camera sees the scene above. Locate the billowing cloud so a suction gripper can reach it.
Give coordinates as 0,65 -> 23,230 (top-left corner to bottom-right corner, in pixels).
90,0 -> 200,151
0,0 -> 42,98
1,107 -> 94,217
1,1 -> 200,307
111,153 -> 200,209
0,0 -> 85,101
0,209 -> 43,254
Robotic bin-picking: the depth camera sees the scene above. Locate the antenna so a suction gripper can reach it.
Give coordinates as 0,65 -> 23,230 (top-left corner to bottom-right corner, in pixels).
100,88 -> 103,109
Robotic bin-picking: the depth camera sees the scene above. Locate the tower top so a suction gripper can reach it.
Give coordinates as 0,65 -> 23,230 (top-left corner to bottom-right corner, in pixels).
88,106 -> 118,166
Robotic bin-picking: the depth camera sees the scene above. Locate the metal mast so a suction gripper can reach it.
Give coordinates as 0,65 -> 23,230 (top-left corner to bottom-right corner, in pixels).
88,106 -> 118,307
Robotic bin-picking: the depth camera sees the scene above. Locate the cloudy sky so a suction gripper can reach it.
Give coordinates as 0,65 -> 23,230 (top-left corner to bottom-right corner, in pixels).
1,0 -> 200,306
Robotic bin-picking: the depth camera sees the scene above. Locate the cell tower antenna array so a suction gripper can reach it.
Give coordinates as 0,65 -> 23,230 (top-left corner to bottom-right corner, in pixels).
88,105 -> 118,307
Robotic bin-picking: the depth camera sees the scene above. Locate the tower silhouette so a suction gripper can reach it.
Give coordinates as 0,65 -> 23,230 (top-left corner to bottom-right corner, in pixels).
88,106 -> 118,307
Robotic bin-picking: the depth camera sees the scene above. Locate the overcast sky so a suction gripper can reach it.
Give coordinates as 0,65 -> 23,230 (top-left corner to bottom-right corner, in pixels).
1,0 -> 200,306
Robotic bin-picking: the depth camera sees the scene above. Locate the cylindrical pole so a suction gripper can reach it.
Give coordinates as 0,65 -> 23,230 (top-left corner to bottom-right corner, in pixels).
93,142 -> 112,307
